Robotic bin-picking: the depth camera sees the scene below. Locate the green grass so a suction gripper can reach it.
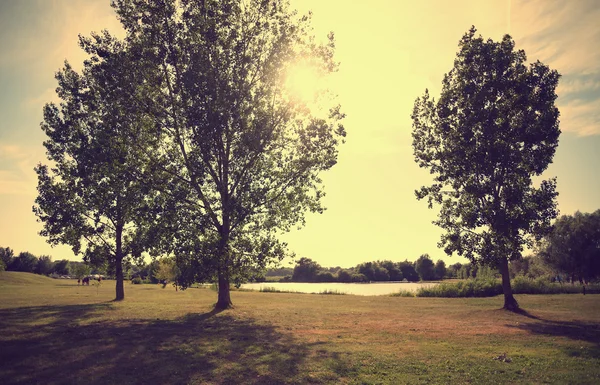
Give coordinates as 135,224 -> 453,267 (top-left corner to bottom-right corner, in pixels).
1,271 -> 599,384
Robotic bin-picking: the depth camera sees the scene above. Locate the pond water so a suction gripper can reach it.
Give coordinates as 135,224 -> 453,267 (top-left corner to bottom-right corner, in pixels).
239,281 -> 438,296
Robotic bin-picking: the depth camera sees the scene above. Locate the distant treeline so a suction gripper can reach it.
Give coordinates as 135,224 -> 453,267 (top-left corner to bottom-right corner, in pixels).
263,247 -> 598,284
0,246 -> 92,278
0,246 -> 168,283
263,254 -> 458,283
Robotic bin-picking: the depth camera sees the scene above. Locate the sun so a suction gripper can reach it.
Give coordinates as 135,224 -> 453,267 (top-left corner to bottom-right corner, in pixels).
285,62 -> 321,105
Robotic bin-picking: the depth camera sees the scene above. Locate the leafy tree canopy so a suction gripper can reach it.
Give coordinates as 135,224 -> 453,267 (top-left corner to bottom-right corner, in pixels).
415,254 -> 436,281
11,252 -> 38,273
538,210 -> 600,283
0,247 -> 14,269
34,30 -> 158,300
110,0 -> 345,308
412,27 -> 560,310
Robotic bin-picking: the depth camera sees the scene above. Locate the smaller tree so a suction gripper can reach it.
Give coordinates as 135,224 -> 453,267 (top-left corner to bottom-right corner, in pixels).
315,271 -> 335,282
398,260 -> 419,282
34,33 -> 157,301
447,262 -> 463,278
372,266 -> 390,281
155,258 -> 179,289
35,255 -> 53,275
52,259 -> 71,276
11,252 -> 38,273
434,259 -> 447,280
380,260 -> 403,281
539,210 -> 600,283
415,254 -> 436,281
356,262 -> 375,281
292,258 -> 322,282
70,261 -> 91,279
0,247 -> 14,269
337,269 -> 352,283
411,27 -> 560,310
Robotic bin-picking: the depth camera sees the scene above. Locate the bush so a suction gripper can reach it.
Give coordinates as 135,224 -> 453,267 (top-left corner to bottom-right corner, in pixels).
317,289 -> 346,295
409,276 -> 600,297
390,290 -> 415,297
416,278 -> 502,297
511,276 -> 582,294
315,271 -> 335,282
351,273 -> 368,283
131,277 -> 143,284
259,286 -> 298,293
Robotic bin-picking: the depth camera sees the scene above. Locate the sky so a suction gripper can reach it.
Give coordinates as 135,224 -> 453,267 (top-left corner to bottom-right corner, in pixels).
0,0 -> 599,269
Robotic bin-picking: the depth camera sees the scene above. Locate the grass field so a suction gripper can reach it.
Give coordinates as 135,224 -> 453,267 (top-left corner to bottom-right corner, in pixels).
1,271 -> 599,384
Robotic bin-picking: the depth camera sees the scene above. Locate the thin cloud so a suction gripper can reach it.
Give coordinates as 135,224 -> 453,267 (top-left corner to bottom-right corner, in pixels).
24,87 -> 60,111
0,143 -> 41,196
512,0 -> 600,136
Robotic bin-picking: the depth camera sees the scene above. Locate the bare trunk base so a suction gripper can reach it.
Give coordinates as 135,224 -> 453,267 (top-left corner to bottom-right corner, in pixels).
215,274 -> 233,310
503,293 -> 519,311
115,257 -> 124,301
214,299 -> 233,310
500,257 -> 519,311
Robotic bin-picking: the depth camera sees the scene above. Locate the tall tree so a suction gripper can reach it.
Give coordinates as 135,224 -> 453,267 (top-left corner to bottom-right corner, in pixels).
35,255 -> 54,276
0,247 -> 14,270
398,260 -> 419,282
52,259 -> 71,276
292,257 -> 322,282
434,259 -> 446,280
34,33 -> 156,301
538,210 -> 600,283
412,27 -> 560,310
11,252 -> 38,273
379,260 -> 403,281
112,0 -> 345,308
155,257 -> 179,289
70,261 -> 92,280
415,254 -> 436,281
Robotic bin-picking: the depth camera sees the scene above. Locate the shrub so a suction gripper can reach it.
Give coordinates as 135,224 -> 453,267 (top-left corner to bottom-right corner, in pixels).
317,289 -> 346,295
259,286 -> 298,293
416,278 -> 502,297
410,276 -> 600,297
511,276 -> 582,294
131,277 -> 143,284
390,290 -> 415,297
351,273 -> 368,283
315,271 -> 336,282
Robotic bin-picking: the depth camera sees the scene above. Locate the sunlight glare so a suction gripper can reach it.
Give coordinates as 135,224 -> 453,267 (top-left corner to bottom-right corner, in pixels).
285,62 -> 321,106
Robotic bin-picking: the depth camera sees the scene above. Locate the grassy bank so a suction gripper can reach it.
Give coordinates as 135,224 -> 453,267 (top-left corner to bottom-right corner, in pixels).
1,271 -> 599,384
392,277 -> 600,298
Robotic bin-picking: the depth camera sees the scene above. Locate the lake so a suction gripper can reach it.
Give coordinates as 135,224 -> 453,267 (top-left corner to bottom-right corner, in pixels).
240,281 -> 438,296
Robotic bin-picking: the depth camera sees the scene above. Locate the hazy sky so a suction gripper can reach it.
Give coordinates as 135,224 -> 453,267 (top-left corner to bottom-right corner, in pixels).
0,0 -> 598,268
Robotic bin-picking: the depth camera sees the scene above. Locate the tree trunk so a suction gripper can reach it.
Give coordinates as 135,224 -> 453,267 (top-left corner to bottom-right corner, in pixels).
115,256 -> 125,301
215,269 -> 232,309
114,224 -> 125,301
499,257 -> 518,311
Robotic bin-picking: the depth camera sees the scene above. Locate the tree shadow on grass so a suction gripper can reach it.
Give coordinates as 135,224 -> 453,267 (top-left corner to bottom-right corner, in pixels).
506,310 -> 600,359
0,304 -> 316,384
